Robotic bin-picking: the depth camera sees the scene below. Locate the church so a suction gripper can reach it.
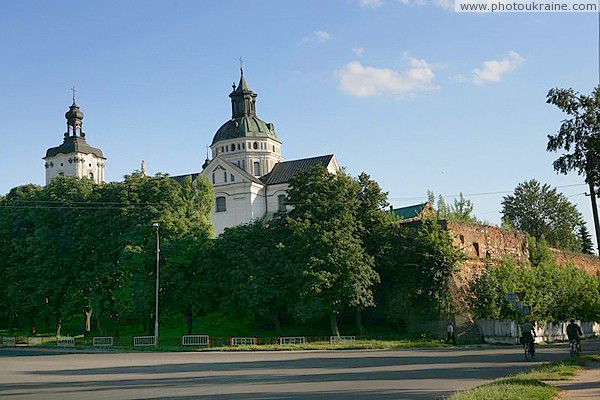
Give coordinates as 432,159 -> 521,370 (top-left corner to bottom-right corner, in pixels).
173,68 -> 340,236
44,70 -> 340,236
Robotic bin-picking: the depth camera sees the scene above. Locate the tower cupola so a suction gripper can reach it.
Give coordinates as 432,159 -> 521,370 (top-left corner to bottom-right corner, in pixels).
65,87 -> 85,137
229,65 -> 258,118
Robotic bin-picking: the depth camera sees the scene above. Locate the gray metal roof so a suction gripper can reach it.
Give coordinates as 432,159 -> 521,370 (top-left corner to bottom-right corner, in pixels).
171,173 -> 200,185
45,136 -> 104,159
260,154 -> 335,185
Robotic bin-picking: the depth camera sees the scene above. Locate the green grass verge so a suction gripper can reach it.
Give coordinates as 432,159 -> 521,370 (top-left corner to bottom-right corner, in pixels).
451,358 -> 587,400
195,339 -> 451,352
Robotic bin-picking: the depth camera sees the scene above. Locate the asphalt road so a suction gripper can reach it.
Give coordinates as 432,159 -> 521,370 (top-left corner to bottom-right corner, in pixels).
1,339 -> 598,400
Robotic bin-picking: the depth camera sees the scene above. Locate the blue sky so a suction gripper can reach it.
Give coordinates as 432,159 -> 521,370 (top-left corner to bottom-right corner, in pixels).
0,0 -> 598,245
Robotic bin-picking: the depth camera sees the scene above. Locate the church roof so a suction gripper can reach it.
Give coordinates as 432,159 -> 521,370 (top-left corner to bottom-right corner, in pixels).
45,136 -> 105,159
172,156 -> 264,186
171,172 -> 200,185
260,154 -> 335,185
212,116 -> 279,145
390,202 -> 430,222
211,68 -> 280,145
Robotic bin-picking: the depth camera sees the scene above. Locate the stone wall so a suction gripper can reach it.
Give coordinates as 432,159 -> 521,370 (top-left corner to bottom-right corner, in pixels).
551,248 -> 600,276
442,221 -> 529,318
439,220 -> 600,328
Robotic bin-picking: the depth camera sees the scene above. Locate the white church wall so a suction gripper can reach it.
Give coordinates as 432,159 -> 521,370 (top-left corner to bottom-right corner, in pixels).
45,153 -> 104,185
211,182 -> 266,236
266,184 -> 290,213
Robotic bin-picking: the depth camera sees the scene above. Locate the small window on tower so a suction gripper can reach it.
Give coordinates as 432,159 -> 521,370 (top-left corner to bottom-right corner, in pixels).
253,142 -> 258,150
253,162 -> 260,176
231,174 -> 235,182
88,172 -> 94,180
224,171 -> 227,182
237,143 -> 241,150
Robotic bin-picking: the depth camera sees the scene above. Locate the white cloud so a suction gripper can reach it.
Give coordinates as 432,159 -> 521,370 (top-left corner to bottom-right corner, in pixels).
352,47 -> 365,57
472,51 -> 525,85
397,0 -> 454,9
359,0 -> 386,7
433,0 -> 454,9
335,58 -> 439,98
299,30 -> 333,46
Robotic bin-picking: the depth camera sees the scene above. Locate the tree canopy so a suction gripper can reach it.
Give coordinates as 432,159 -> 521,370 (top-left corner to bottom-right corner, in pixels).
501,179 -> 587,252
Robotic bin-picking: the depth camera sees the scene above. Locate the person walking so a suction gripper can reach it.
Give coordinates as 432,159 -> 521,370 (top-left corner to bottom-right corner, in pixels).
446,322 -> 455,344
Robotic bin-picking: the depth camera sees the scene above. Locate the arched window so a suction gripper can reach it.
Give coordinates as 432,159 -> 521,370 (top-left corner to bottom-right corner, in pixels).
473,242 -> 480,257
278,194 -> 286,212
88,172 -> 94,180
216,197 -> 226,212
253,142 -> 258,150
253,162 -> 260,176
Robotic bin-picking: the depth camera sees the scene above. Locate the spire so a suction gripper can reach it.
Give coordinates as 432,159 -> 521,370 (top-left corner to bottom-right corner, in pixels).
71,85 -> 77,105
229,62 -> 257,118
236,57 -> 251,92
202,145 -> 211,169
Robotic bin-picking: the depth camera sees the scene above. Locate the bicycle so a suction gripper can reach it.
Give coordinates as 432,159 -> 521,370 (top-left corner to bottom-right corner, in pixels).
522,336 -> 535,360
569,339 -> 581,357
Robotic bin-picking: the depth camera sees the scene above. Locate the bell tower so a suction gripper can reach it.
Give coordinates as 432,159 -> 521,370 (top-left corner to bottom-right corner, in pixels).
44,88 -> 106,185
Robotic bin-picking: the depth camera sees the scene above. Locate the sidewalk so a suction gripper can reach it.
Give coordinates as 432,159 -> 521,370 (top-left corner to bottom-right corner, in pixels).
549,362 -> 600,399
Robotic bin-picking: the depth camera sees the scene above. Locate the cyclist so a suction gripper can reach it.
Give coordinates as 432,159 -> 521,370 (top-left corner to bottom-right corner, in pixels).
566,319 -> 582,355
521,320 -> 536,357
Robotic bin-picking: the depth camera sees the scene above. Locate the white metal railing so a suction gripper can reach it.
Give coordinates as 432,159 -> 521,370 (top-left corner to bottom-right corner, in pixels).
278,336 -> 306,345
1,336 -> 16,346
230,336 -> 257,346
133,336 -> 156,347
27,337 -> 43,346
330,335 -> 356,344
93,337 -> 114,347
57,337 -> 75,347
182,335 -> 210,346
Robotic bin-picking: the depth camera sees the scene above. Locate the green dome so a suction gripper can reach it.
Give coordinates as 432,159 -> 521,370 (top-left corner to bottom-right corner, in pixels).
211,116 -> 279,145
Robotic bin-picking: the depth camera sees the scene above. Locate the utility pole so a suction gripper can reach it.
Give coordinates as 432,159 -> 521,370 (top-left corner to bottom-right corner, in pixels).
152,223 -> 160,346
587,181 -> 600,254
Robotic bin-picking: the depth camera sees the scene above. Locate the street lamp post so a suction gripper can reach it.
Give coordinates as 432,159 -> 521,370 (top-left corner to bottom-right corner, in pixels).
152,223 -> 160,347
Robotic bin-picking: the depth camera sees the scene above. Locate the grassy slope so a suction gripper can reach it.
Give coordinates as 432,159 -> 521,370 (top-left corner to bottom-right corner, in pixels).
451,357 -> 598,400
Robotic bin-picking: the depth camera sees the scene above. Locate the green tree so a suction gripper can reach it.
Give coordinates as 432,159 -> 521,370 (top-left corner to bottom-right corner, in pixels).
427,191 -> 477,223
579,224 -> 594,255
449,193 -> 476,222
379,220 -> 464,331
285,165 -> 379,336
547,86 -> 600,252
501,179 -> 584,251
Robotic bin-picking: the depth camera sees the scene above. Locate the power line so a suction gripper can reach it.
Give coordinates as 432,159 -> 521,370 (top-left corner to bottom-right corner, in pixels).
387,183 -> 588,203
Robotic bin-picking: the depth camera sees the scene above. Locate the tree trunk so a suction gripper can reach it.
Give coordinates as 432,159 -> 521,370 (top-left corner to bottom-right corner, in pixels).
589,180 -> 600,255
95,297 -> 105,336
330,312 -> 340,337
186,310 -> 193,335
355,309 -> 364,335
274,311 -> 281,333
